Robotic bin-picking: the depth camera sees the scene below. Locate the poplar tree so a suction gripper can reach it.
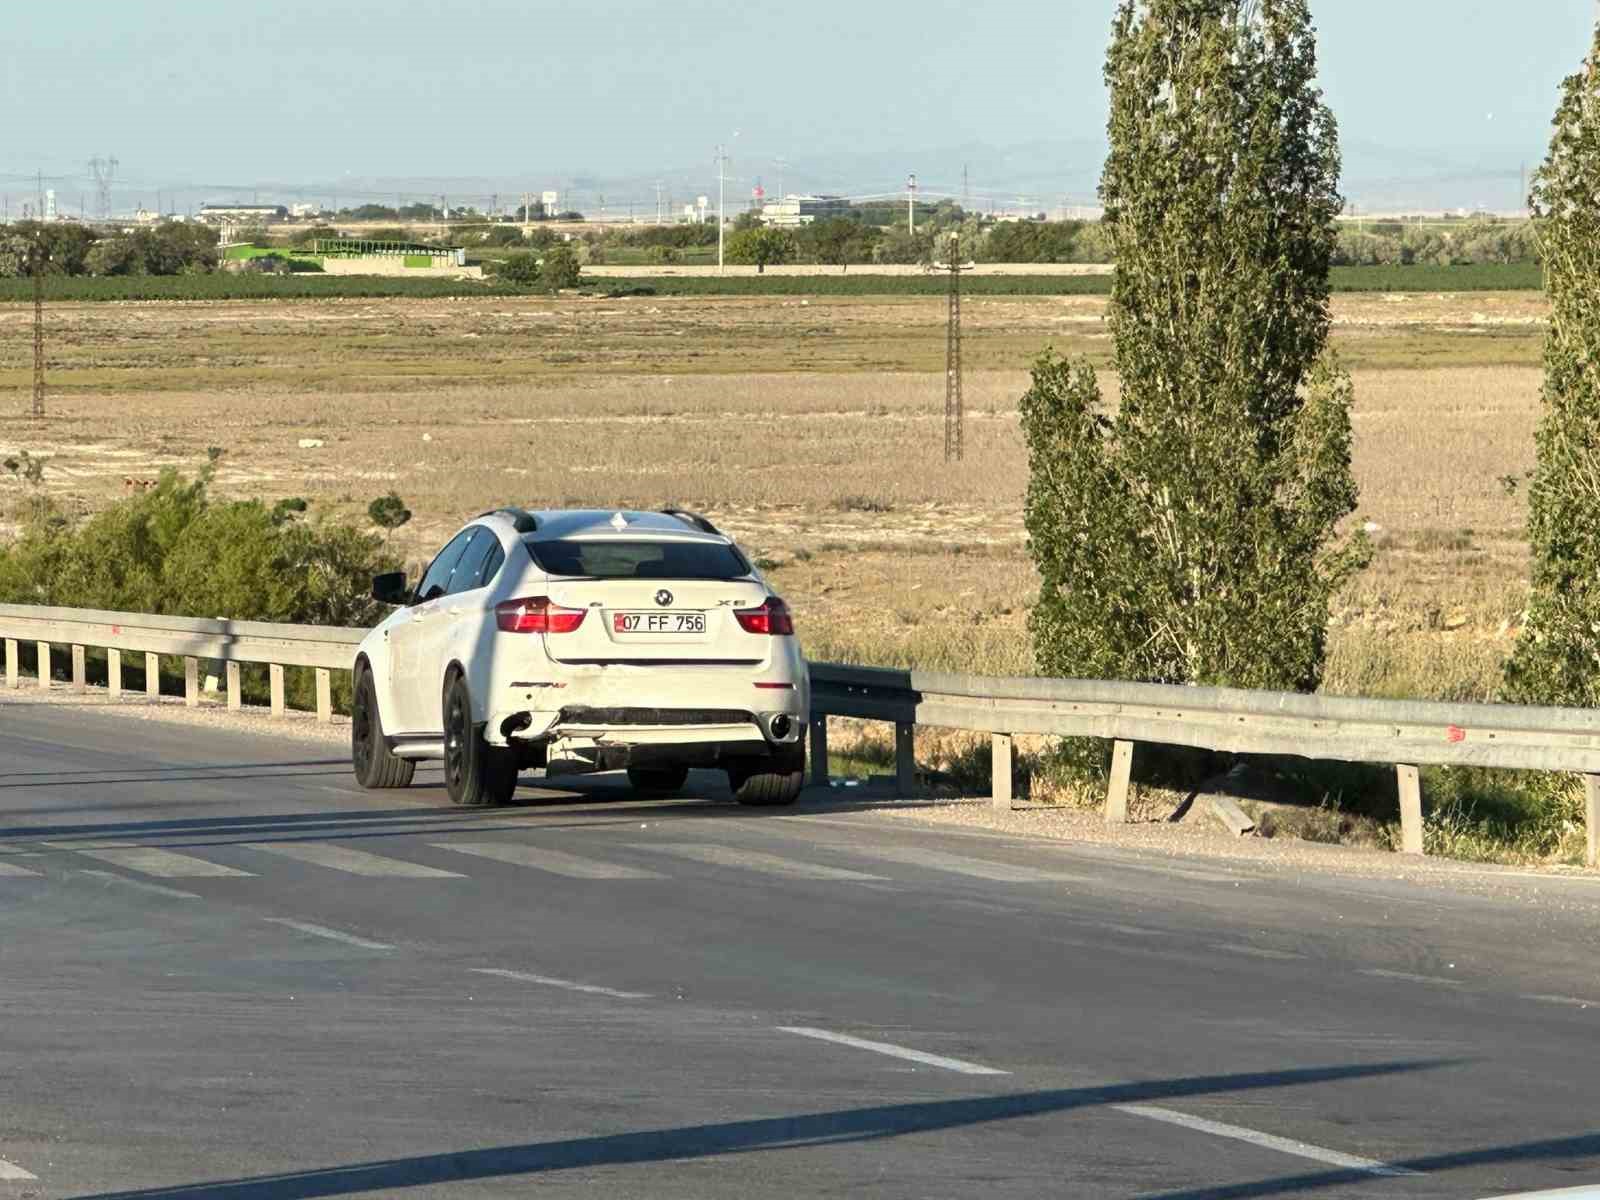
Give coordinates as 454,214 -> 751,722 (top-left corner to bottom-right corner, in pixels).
1022,0 -> 1365,691
1505,28 -> 1600,706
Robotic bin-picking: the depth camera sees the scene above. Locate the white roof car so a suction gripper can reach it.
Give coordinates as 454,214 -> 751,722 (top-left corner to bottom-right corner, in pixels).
350,508 -> 809,807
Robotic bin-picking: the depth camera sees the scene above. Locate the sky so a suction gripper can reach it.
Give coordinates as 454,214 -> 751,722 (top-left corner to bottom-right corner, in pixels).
3,0 -> 1596,214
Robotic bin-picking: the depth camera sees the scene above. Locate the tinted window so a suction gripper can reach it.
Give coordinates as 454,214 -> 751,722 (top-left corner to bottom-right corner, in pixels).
452,533 -> 505,595
527,539 -> 751,581
415,529 -> 477,603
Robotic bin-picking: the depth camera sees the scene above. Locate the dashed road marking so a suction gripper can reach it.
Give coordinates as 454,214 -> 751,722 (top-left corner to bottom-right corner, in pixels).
263,918 -> 394,951
0,1155 -> 36,1181
834,845 -> 1087,884
637,844 -> 886,882
433,842 -> 663,879
78,870 -> 201,901
242,842 -> 464,878
1360,968 -> 1463,988
1522,993 -> 1599,1009
1113,1104 -> 1417,1176
1215,943 -> 1305,961
776,1026 -> 1010,1076
63,846 -> 253,878
470,967 -> 651,1000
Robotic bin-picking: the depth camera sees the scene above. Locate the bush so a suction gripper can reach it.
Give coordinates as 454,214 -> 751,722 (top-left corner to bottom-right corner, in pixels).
493,252 -> 542,288
541,244 -> 582,289
0,466 -> 399,714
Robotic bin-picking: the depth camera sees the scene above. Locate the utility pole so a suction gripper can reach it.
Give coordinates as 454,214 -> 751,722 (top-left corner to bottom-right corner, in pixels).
654,180 -> 664,224
962,163 -> 970,209
938,234 -> 973,462
716,143 -> 731,274
31,243 -> 46,419
907,173 -> 918,234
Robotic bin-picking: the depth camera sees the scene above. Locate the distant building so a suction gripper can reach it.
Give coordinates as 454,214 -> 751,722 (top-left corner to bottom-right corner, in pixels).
199,204 -> 289,224
760,194 -> 848,227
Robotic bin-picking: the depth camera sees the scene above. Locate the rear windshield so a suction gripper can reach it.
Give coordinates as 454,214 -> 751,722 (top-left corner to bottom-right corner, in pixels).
526,539 -> 752,580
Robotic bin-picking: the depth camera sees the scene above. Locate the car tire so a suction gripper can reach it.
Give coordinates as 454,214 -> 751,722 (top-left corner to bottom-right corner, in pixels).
352,667 -> 415,790
627,764 -> 690,794
729,748 -> 805,807
442,672 -> 518,807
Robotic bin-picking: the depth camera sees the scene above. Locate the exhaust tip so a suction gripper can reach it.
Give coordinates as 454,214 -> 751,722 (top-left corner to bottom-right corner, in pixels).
770,714 -> 793,740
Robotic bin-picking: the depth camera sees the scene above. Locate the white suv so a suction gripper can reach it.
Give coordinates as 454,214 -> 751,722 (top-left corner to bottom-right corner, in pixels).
351,508 -> 809,807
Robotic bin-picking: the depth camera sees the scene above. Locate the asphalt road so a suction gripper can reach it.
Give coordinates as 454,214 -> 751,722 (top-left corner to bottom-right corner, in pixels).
4,700 -> 1600,1199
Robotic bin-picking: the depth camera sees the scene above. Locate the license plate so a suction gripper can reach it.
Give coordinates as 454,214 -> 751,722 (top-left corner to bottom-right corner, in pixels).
613,611 -> 706,634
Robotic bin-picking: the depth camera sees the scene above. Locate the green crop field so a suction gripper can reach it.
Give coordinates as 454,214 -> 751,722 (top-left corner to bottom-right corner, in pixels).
0,261 -> 1542,304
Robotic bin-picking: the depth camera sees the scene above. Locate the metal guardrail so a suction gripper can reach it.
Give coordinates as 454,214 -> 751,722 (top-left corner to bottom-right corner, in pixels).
0,604 -> 364,720
806,663 -> 1600,867
3,604 -> 1597,866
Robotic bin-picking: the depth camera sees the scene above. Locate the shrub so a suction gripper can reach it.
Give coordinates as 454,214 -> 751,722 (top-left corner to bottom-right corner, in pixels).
493,252 -> 542,288
541,243 -> 582,289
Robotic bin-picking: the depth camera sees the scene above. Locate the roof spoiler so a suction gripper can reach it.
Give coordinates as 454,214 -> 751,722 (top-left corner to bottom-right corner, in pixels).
661,508 -> 721,535
478,507 -> 540,534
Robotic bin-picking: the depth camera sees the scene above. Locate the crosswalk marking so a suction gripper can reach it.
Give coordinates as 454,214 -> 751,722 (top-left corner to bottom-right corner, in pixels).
834,844 -> 1088,884
78,870 -> 201,900
432,842 -> 663,879
68,846 -> 254,878
637,843 -> 887,882
241,842 -> 464,878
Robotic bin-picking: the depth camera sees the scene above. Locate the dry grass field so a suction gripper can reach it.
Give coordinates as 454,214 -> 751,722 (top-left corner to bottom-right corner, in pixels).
0,288 -> 1547,708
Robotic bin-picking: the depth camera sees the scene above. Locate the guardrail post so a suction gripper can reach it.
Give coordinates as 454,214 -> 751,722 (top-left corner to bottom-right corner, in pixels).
71,644 -> 86,692
144,652 -> 159,699
270,664 -> 285,717
315,668 -> 333,723
184,657 -> 199,708
1397,764 -> 1425,855
107,650 -> 122,698
4,639 -> 16,689
991,733 -> 1013,811
1104,739 -> 1134,825
36,641 -> 50,691
1586,776 -> 1600,870
226,662 -> 242,711
809,716 -> 828,786
895,722 -> 916,797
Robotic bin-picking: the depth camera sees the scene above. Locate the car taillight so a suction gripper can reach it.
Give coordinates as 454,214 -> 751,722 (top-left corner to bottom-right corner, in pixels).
495,596 -> 587,634
735,596 -> 795,636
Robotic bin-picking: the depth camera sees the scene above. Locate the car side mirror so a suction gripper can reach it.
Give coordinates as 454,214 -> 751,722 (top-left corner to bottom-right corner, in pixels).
372,571 -> 411,605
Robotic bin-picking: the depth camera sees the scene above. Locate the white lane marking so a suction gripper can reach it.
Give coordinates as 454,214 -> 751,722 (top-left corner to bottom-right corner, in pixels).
835,844 -> 1087,884
67,846 -> 253,878
1360,968 -> 1463,988
776,1026 -> 1010,1076
263,918 -> 394,951
242,842 -> 464,878
0,1155 -> 37,1181
470,967 -> 651,1000
1523,993 -> 1599,1009
1113,1104 -> 1417,1176
1215,943 -> 1305,961
0,861 -> 40,877
78,870 -> 201,900
636,844 -> 886,882
432,842 -> 663,879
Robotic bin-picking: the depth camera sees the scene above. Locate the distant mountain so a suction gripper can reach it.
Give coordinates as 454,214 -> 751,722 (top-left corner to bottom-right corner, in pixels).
90,136 -> 1537,221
